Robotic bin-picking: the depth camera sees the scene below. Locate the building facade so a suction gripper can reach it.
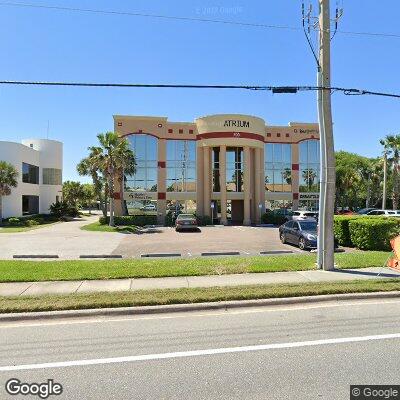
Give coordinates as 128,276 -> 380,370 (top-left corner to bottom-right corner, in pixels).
0,139 -> 63,219
114,114 -> 320,225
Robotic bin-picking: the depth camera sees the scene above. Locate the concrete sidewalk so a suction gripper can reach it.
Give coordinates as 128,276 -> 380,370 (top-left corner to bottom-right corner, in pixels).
1,267 -> 400,297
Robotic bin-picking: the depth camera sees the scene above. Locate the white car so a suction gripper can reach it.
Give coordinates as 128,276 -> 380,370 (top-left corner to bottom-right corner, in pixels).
291,211 -> 318,221
366,209 -> 400,217
141,204 -> 157,212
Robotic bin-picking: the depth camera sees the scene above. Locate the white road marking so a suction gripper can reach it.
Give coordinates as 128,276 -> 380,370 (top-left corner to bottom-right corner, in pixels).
1,332 -> 399,371
1,299 -> 400,329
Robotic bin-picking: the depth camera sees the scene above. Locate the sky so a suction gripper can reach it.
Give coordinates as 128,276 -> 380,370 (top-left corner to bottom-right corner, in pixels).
0,0 -> 399,182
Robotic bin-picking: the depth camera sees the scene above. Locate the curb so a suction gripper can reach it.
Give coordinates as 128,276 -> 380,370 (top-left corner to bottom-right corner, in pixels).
1,291 -> 399,323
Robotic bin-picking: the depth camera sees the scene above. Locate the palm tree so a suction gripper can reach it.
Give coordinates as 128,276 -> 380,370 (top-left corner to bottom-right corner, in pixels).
302,168 -> 317,191
93,132 -> 136,226
380,135 -> 400,209
77,147 -> 106,216
0,161 -> 18,225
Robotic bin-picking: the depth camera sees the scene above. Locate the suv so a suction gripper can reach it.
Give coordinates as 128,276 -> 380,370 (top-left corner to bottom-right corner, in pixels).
366,209 -> 400,217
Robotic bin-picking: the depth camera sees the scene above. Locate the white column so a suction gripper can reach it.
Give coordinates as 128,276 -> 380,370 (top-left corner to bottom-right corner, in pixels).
219,145 -> 227,225
203,146 -> 211,217
243,146 -> 251,226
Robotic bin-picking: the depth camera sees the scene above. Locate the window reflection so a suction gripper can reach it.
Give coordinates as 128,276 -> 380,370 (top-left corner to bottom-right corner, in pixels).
264,144 -> 292,192
125,135 -> 158,192
299,140 -> 320,192
166,140 -> 196,192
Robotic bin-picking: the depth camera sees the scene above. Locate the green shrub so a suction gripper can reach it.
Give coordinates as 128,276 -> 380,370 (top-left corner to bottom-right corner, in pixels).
99,215 -> 157,226
261,212 -> 287,226
7,217 -> 21,226
24,219 -> 40,227
333,216 -> 362,247
348,218 -> 400,251
195,215 -> 213,226
49,201 -> 79,218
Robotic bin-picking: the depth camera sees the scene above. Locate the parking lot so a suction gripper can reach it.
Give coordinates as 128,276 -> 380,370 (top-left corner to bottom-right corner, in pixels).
0,217 -> 305,259
112,225 -> 304,258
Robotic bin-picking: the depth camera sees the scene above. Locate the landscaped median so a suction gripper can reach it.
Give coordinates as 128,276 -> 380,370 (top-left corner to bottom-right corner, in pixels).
0,279 -> 400,313
0,252 -> 392,282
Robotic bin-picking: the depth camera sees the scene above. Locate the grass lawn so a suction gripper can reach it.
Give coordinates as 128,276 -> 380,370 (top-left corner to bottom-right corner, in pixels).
0,278 -> 399,313
80,221 -> 140,233
0,221 -> 59,233
0,251 -> 392,283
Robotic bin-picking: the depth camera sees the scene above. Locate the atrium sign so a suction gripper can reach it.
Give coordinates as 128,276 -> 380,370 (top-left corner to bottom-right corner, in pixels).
224,120 -> 250,128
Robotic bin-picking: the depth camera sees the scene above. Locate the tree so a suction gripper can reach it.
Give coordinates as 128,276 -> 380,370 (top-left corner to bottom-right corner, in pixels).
62,181 -> 85,208
88,132 -> 136,226
0,161 -> 18,225
77,147 -> 106,216
380,135 -> 400,210
81,184 -> 96,214
302,168 -> 317,190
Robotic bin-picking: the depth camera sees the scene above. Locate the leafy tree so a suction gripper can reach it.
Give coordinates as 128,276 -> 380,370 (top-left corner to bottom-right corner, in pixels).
380,134 -> 400,209
282,168 -> 292,185
62,181 -> 85,208
0,161 -> 18,225
81,183 -> 97,214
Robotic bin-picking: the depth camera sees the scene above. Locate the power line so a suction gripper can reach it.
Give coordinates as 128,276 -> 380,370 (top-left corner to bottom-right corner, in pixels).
0,80 -> 399,99
0,1 -> 300,31
1,1 -> 400,39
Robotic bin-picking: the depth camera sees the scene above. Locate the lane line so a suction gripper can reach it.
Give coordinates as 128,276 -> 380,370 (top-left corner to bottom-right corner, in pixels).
1,299 -> 400,329
1,332 -> 400,372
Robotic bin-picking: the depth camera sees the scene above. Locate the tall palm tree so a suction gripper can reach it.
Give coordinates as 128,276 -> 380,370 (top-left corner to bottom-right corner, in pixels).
77,147 -> 106,216
0,161 -> 18,225
93,132 -> 136,226
380,135 -> 400,209
302,168 -> 317,190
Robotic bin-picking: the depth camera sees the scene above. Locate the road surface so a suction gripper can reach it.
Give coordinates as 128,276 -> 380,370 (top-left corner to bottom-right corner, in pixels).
0,298 -> 400,399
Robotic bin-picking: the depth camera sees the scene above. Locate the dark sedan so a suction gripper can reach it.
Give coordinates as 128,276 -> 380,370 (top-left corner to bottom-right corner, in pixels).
175,214 -> 199,232
279,220 -> 318,250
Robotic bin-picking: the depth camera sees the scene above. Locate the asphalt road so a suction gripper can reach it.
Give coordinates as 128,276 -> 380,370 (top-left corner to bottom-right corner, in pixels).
1,299 -> 400,399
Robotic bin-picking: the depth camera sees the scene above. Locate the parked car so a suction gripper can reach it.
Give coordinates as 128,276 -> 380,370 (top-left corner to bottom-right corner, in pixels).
279,220 -> 318,250
290,211 -> 318,221
365,209 -> 400,217
357,207 -> 376,215
140,204 -> 157,212
175,213 -> 198,232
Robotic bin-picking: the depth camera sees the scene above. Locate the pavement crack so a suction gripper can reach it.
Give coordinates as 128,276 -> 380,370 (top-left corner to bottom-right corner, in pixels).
19,282 -> 34,296
185,277 -> 190,288
74,281 -> 84,293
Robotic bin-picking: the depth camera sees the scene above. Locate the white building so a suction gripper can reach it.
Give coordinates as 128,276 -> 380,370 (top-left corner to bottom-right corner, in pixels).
0,139 -> 63,218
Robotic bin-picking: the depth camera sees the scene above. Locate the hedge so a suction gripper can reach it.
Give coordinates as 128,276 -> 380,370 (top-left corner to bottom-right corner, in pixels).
348,218 -> 400,251
99,215 -> 157,226
261,212 -> 287,226
333,215 -> 362,246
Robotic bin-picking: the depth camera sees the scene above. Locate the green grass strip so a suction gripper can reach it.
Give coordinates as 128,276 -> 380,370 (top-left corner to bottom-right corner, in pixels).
0,252 -> 391,283
1,279 -> 399,313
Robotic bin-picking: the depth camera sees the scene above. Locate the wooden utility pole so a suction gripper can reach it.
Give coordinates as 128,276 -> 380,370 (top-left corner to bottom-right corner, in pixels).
318,0 -> 336,270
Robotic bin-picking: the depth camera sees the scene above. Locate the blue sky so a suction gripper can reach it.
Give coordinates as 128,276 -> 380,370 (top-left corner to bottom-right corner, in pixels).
0,0 -> 399,181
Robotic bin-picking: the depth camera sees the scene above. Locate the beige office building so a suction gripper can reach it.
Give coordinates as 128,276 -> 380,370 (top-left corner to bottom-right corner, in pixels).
114,114 -> 320,225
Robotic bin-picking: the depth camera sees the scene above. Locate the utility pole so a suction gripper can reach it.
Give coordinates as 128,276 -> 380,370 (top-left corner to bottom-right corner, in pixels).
318,0 -> 336,270
383,151 -> 387,209
302,0 -> 341,271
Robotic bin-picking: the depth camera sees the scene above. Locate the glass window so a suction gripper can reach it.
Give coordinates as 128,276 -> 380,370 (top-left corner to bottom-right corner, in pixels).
299,140 -> 320,193
43,168 -> 62,185
22,195 -> 39,215
22,163 -> 39,184
264,144 -> 292,192
166,140 -> 196,192
126,134 -> 158,193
